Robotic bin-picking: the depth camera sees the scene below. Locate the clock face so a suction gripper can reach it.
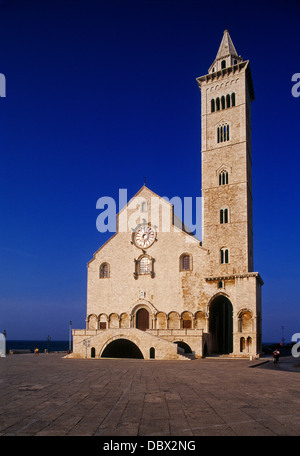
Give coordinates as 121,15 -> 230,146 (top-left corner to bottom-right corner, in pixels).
134,225 -> 155,249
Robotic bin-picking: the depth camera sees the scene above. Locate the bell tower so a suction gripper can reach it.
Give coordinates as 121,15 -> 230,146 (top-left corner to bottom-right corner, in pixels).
197,29 -> 255,275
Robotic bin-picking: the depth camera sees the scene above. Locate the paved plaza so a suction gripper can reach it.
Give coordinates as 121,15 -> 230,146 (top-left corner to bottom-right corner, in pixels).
0,353 -> 299,436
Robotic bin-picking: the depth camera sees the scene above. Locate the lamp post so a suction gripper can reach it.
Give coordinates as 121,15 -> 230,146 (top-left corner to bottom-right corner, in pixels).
281,326 -> 285,346
69,321 -> 72,352
46,335 -> 51,353
83,339 -> 90,359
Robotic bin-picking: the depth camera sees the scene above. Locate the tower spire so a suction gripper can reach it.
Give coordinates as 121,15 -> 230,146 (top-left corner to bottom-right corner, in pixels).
208,29 -> 243,74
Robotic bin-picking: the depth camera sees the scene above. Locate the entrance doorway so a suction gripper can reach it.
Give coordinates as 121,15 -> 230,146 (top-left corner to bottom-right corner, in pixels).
136,308 -> 149,331
209,295 -> 233,354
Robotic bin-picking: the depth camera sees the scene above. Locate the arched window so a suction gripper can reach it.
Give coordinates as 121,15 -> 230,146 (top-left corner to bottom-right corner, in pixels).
134,255 -> 154,278
240,337 -> 245,352
226,94 -> 231,108
239,311 -> 253,332
179,254 -> 192,271
139,257 -> 150,274
247,337 -> 252,352
220,208 -> 229,224
220,248 -> 229,264
216,97 -> 220,111
211,99 -> 215,113
219,170 -> 229,185
221,60 -> 226,69
231,92 -> 236,106
100,262 -> 110,278
217,123 -> 230,143
221,96 -> 225,110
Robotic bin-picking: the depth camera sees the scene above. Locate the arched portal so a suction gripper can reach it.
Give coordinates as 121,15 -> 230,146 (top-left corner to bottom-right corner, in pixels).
136,308 -> 149,331
209,295 -> 233,354
101,339 -> 144,359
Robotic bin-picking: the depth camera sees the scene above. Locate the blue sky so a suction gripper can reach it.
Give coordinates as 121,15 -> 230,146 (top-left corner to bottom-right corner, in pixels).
0,0 -> 299,343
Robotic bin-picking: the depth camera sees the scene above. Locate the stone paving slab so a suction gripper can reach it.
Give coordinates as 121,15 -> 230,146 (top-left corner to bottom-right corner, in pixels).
0,353 -> 299,437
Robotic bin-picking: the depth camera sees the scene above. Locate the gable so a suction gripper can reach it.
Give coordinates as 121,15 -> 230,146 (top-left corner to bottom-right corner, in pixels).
89,185 -> 204,265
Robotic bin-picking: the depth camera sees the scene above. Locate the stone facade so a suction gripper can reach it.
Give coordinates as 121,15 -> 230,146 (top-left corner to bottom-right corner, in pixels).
72,30 -> 263,360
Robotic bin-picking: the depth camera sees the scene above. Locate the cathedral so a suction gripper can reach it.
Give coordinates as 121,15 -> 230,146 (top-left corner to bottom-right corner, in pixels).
72,30 -> 263,360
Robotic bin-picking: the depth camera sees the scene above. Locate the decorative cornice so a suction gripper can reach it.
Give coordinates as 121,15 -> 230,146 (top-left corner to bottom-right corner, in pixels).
205,272 -> 264,285
196,61 -> 247,87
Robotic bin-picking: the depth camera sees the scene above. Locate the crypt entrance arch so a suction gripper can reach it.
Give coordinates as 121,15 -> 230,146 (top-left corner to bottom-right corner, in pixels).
101,338 -> 144,359
209,294 -> 233,354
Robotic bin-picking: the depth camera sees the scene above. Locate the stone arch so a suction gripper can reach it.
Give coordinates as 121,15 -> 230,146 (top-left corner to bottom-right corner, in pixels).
194,311 -> 206,330
238,309 -> 253,332
131,300 -> 156,316
174,340 -> 192,354
87,314 -> 98,330
181,311 -> 193,329
108,313 -> 119,329
247,336 -> 252,352
98,313 -> 108,330
131,301 -> 155,329
168,311 -> 180,329
240,337 -> 245,352
156,312 -> 167,329
101,338 -> 144,359
120,313 -> 130,328
208,294 -> 233,354
99,334 -> 146,359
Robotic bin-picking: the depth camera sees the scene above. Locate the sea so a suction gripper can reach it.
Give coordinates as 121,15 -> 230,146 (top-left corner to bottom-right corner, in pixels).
6,340 -> 70,353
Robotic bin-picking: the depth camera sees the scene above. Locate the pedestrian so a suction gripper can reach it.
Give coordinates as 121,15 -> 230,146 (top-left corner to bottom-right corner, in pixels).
273,348 -> 280,364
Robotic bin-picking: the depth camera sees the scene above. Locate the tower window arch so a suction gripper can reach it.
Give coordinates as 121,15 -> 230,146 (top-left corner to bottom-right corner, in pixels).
226,94 -> 231,108
221,96 -> 225,110
220,248 -> 229,264
219,169 -> 229,185
100,262 -> 110,278
221,60 -> 226,69
211,99 -> 215,113
216,97 -> 220,111
217,122 -> 230,143
220,208 -> 229,224
231,92 -> 236,106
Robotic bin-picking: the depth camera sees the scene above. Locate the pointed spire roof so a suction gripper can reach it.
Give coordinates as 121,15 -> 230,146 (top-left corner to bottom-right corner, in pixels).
208,29 -> 243,74
215,29 -> 238,60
